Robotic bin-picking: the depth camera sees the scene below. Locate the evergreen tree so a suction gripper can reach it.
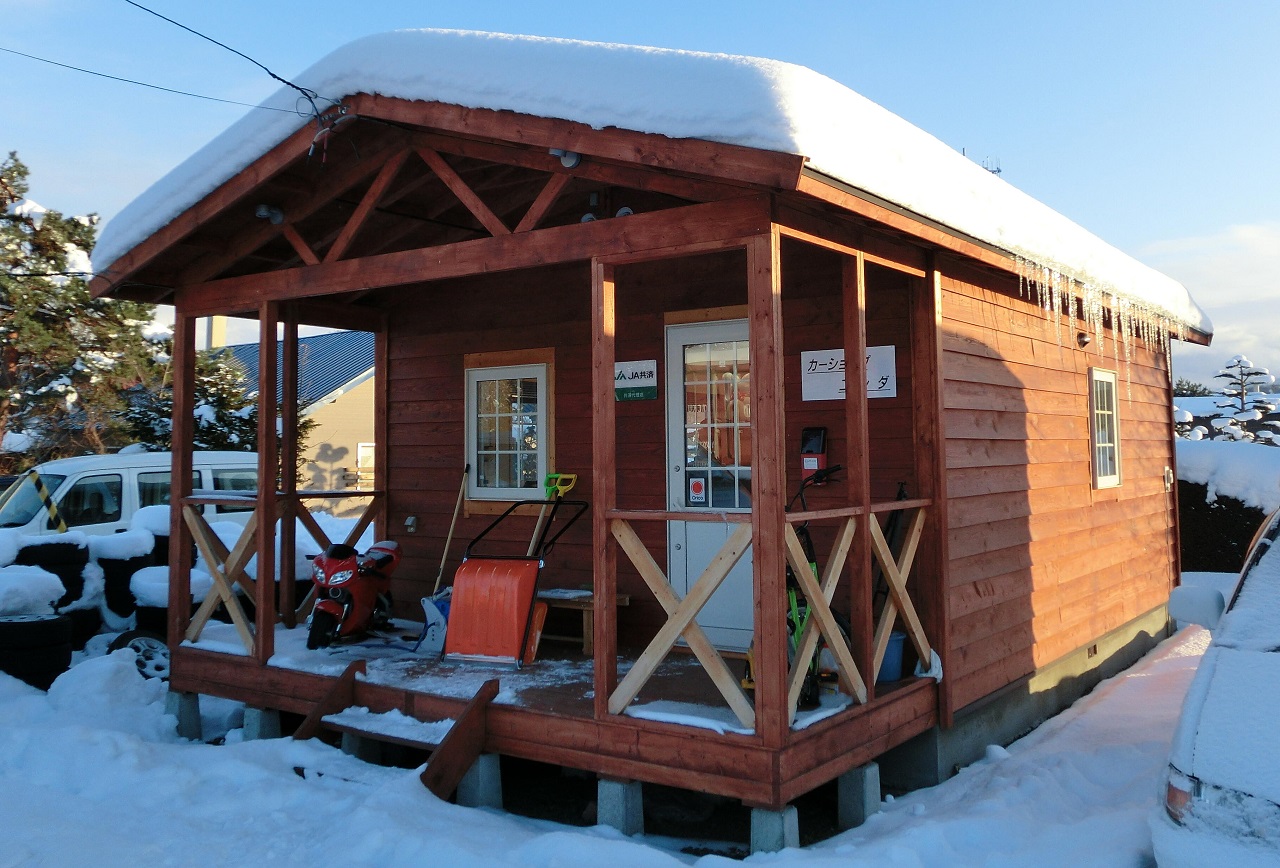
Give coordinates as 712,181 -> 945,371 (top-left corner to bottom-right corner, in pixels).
0,152 -> 156,471
1208,355 -> 1278,445
1174,377 -> 1212,397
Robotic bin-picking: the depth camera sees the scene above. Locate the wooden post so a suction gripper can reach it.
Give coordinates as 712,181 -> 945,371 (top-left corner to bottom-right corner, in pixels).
747,227 -> 788,750
255,301 -> 279,663
168,312 -> 197,648
373,319 -> 389,540
591,259 -> 619,718
842,253 -> 874,699
911,257 -> 951,724
279,308 -> 299,627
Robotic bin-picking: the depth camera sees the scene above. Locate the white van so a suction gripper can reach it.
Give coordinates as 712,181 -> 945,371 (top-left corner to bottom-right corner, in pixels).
0,452 -> 258,537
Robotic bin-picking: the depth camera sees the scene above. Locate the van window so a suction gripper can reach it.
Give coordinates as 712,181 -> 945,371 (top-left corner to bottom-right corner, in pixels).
58,474 -> 123,527
138,471 -> 202,508
212,468 -> 257,513
0,473 -> 66,528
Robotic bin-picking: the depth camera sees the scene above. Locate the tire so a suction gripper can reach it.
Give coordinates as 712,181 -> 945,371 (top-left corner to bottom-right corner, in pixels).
62,606 -> 102,651
108,630 -> 170,680
0,641 -> 72,690
16,542 -> 89,608
0,614 -> 73,649
307,609 -> 337,650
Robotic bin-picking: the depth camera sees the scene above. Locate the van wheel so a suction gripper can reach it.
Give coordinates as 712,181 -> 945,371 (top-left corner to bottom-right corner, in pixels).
108,630 -> 170,680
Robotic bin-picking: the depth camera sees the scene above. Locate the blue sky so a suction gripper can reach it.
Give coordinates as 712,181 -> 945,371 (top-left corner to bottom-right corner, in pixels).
5,0 -> 1278,383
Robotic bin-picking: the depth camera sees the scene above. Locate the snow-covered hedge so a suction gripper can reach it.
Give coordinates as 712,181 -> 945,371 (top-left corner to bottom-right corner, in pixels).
1176,439 -> 1280,513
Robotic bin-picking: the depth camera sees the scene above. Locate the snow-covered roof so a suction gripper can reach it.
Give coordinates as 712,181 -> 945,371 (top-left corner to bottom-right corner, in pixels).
92,28 -> 1211,336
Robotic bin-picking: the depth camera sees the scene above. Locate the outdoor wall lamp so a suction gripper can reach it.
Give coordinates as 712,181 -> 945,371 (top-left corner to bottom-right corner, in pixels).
255,204 -> 285,225
548,148 -> 582,168
1077,331 -> 1091,348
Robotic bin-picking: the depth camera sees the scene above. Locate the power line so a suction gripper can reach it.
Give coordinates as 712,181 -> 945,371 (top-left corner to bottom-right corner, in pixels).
122,0 -> 329,114
0,45 -> 295,113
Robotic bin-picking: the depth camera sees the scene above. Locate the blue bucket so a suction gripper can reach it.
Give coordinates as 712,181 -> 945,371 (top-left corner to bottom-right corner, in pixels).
877,631 -> 906,683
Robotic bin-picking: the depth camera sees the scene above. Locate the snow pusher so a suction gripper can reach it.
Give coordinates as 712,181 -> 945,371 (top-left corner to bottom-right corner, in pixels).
443,474 -> 587,667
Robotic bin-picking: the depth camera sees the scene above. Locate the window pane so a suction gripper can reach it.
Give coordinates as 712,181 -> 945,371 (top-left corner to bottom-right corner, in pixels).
61,475 -> 123,527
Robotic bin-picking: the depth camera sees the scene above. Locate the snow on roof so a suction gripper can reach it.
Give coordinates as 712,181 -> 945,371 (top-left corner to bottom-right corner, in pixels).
92,28 -> 1210,335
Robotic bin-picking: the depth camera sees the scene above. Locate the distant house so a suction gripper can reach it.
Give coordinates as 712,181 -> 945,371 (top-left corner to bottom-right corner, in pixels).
224,331 -> 375,501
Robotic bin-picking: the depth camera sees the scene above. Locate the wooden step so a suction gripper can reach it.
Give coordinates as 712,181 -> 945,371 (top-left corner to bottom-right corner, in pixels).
293,660 -> 499,799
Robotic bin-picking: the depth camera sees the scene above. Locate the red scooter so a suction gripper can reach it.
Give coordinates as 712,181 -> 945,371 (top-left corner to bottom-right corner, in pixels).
306,540 -> 402,650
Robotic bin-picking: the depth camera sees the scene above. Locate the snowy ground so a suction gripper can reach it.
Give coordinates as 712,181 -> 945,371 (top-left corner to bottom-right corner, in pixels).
0,601 -> 1222,866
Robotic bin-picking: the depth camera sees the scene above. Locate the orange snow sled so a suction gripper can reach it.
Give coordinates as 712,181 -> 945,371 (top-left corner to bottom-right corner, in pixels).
444,488 -> 588,668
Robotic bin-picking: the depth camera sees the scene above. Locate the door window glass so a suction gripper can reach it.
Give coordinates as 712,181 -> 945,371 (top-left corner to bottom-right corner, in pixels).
683,339 -> 751,508
58,474 -> 123,527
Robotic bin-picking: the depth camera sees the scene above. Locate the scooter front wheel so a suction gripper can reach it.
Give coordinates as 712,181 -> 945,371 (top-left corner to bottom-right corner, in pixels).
307,609 -> 338,650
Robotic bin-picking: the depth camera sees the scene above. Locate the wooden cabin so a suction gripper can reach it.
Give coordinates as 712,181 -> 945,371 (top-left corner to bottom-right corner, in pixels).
90,31 -> 1210,842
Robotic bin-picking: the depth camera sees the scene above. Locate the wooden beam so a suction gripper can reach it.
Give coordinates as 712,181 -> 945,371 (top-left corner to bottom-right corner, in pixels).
175,196 -> 771,317
611,520 -> 756,728
591,260 -> 619,719
419,679 -> 500,799
747,227 -> 788,752
349,93 -> 808,191
325,150 -> 412,262
89,119 -> 323,297
776,203 -> 927,277
280,310 -> 300,627
255,301 -> 279,663
843,253 -> 874,699
293,660 -> 366,741
281,224 -> 320,265
168,312 -> 197,648
290,299 -> 386,333
515,172 -> 573,233
411,130 -> 745,204
913,259 -> 953,724
417,146 -> 511,237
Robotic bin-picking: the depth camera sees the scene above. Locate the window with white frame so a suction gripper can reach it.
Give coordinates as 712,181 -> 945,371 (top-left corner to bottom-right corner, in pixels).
1090,368 -> 1121,488
466,363 -> 548,500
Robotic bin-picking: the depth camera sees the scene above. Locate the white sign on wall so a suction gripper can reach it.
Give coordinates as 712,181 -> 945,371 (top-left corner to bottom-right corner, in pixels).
614,359 -> 658,401
800,346 -> 897,401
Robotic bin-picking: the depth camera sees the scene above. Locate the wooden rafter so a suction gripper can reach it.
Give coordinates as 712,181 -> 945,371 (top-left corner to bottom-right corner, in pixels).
417,146 -> 511,237
515,172 -> 572,233
280,224 -> 320,265
326,150 -> 411,262
175,196 -> 770,317
173,135 -> 411,287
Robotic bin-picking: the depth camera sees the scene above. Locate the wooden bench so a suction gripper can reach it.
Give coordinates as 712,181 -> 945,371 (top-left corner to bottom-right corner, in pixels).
536,589 -> 630,655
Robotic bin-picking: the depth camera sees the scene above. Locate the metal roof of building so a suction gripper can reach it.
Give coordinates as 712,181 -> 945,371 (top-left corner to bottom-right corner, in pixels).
223,330 -> 374,410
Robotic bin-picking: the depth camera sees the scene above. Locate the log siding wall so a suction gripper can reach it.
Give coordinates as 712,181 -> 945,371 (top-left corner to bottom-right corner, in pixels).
939,264 -> 1178,711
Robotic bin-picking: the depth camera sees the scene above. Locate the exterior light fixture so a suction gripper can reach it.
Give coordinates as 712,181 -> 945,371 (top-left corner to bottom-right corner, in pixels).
548,148 -> 582,168
1077,331 -> 1091,348
255,204 -> 285,225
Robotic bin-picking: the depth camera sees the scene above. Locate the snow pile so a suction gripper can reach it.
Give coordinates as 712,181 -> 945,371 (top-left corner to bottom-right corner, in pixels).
130,566 -> 212,607
87,529 -> 155,562
129,505 -> 172,536
92,29 -> 1208,336
322,707 -> 455,745
1176,439 -> 1280,512
0,565 -> 64,614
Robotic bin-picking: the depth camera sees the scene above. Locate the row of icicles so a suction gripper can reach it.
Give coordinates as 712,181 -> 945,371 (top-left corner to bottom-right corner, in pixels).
1014,255 -> 1189,395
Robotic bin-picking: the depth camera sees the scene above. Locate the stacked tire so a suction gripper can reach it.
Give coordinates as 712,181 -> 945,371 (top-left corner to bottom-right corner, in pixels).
0,614 -> 72,690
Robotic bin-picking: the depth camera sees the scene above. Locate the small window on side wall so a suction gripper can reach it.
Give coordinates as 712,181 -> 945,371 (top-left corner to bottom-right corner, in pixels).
465,362 -> 549,501
1090,368 -> 1121,489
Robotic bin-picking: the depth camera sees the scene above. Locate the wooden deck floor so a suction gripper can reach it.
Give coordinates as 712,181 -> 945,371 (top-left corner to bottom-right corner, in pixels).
174,621 -> 938,808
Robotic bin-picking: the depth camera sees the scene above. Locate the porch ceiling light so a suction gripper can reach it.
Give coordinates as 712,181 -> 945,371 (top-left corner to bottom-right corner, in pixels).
548,148 -> 582,169
255,203 -> 285,225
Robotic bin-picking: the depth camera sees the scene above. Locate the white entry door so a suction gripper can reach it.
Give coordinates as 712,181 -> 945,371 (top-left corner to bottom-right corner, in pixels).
665,320 -> 754,650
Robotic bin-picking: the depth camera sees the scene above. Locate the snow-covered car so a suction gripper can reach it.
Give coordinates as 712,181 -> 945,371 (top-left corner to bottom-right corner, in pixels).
1152,509 -> 1280,866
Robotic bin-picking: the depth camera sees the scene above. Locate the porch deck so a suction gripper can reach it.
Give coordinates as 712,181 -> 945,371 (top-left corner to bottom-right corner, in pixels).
174,621 -> 938,807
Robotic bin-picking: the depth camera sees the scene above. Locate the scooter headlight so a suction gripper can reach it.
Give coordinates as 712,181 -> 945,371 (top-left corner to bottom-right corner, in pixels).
328,569 -> 355,586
